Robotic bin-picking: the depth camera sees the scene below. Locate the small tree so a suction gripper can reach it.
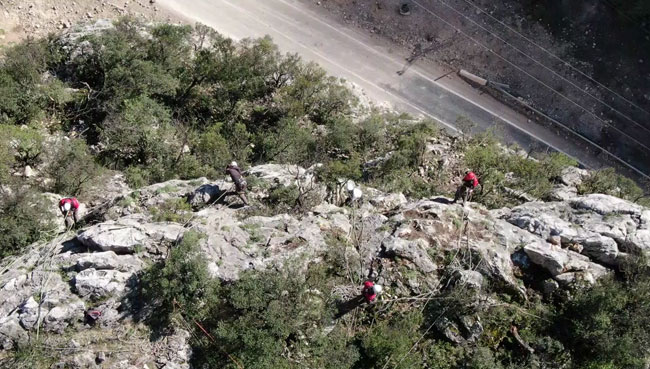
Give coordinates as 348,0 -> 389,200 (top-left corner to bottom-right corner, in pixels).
0,188 -> 55,258
47,138 -> 102,197
0,124 -> 44,168
140,231 -> 218,329
195,123 -> 230,172
100,96 -> 179,168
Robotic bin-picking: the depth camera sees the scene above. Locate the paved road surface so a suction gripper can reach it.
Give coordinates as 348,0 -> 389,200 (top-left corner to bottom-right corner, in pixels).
158,0 -> 609,169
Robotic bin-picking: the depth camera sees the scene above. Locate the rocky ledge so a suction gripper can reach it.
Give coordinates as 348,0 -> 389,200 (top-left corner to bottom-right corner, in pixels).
0,164 -> 647,367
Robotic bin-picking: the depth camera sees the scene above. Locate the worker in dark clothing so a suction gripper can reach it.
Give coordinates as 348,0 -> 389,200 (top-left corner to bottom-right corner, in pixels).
225,161 -> 249,206
453,170 -> 479,204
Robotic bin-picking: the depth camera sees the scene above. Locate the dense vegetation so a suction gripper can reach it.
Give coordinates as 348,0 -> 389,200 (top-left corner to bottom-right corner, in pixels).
1,18 -> 650,368
138,230 -> 650,369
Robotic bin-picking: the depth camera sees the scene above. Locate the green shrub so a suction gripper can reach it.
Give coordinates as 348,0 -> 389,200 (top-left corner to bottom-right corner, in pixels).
361,311 -> 426,368
100,96 -> 179,168
47,138 -> 102,197
316,156 -> 362,202
463,132 -> 578,208
223,122 -> 252,165
265,184 -> 300,212
0,134 -> 14,184
195,123 -> 230,171
0,39 -> 56,125
356,112 -> 390,161
124,166 -> 149,189
579,168 -> 646,202
256,118 -> 318,166
0,124 -> 44,168
540,152 -> 578,180
193,269 -> 357,368
140,230 -> 217,328
0,338 -> 58,369
150,198 -> 193,223
0,188 -> 56,258
557,258 -> 650,369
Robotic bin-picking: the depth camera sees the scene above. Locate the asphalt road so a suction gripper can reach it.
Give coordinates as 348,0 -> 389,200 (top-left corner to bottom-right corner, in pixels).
158,0 -> 612,170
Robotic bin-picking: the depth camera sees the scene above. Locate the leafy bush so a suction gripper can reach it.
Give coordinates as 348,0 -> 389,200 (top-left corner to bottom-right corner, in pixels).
140,230 -> 217,328
265,184 -> 301,211
557,258 -> 650,369
540,152 -> 578,180
194,123 -> 230,172
150,198 -> 193,224
361,311 -> 426,368
124,166 -> 150,189
47,138 -> 102,197
0,188 -> 56,258
463,132 -> 578,208
367,120 -> 444,198
0,124 -> 45,168
193,269 -> 358,368
579,168 -> 646,203
0,39 -> 58,125
100,96 -> 179,168
0,338 -> 58,369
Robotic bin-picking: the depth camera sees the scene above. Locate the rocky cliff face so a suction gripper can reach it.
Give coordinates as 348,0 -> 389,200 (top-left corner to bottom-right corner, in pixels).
0,164 -> 648,367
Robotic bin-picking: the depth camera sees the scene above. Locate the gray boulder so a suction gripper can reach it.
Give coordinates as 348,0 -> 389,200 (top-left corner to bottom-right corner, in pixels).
247,164 -> 313,187
74,268 -> 132,299
75,251 -> 143,272
77,217 -> 185,254
570,194 -> 643,216
188,183 -> 227,208
369,193 -> 407,211
450,269 -> 484,290
559,166 -> 588,187
506,201 -> 625,266
382,237 -> 437,274
0,315 -> 28,350
523,242 -> 608,284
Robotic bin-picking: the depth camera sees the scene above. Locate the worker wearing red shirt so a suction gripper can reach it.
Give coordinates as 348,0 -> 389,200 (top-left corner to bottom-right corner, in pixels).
453,171 -> 479,204
361,280 -> 383,303
59,197 -> 80,226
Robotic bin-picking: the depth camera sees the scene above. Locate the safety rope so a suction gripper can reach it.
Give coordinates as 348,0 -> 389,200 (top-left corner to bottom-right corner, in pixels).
172,300 -> 244,369
386,193 -> 480,369
35,217 -> 75,340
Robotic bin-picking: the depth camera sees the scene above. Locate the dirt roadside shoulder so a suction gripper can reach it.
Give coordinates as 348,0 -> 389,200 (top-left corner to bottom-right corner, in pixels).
0,0 -> 186,47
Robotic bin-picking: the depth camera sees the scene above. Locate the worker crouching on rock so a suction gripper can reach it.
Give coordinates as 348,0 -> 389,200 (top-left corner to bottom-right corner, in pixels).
225,161 -> 249,206
59,197 -> 80,227
453,170 -> 479,204
361,280 -> 383,303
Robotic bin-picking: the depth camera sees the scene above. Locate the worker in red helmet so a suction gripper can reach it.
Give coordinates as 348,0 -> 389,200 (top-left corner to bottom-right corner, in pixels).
59,197 -> 80,227
453,170 -> 479,204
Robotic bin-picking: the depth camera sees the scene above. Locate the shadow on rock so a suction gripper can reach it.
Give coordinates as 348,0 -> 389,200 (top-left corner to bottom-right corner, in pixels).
430,197 -> 454,205
334,296 -> 365,319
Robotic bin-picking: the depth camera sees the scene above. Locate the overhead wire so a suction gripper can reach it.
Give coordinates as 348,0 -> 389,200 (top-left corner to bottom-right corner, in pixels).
273,0 -> 643,176
426,0 -> 650,147
409,0 -> 650,178
457,0 -> 650,117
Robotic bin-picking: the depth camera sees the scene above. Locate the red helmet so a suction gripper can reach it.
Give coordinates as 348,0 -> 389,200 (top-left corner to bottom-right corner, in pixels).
463,172 -> 476,181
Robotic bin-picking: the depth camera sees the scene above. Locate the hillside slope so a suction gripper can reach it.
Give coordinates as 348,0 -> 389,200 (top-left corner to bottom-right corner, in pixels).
1,19 -> 650,368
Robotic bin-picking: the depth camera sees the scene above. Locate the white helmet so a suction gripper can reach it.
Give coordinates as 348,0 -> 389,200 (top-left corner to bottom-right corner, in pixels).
352,187 -> 363,200
346,180 -> 356,192
372,284 -> 383,294
230,161 -> 238,167
63,202 -> 71,211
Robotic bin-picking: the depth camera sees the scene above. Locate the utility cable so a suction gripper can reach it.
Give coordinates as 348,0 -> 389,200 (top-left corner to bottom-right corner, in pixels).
457,0 -> 650,117
427,0 -> 650,147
